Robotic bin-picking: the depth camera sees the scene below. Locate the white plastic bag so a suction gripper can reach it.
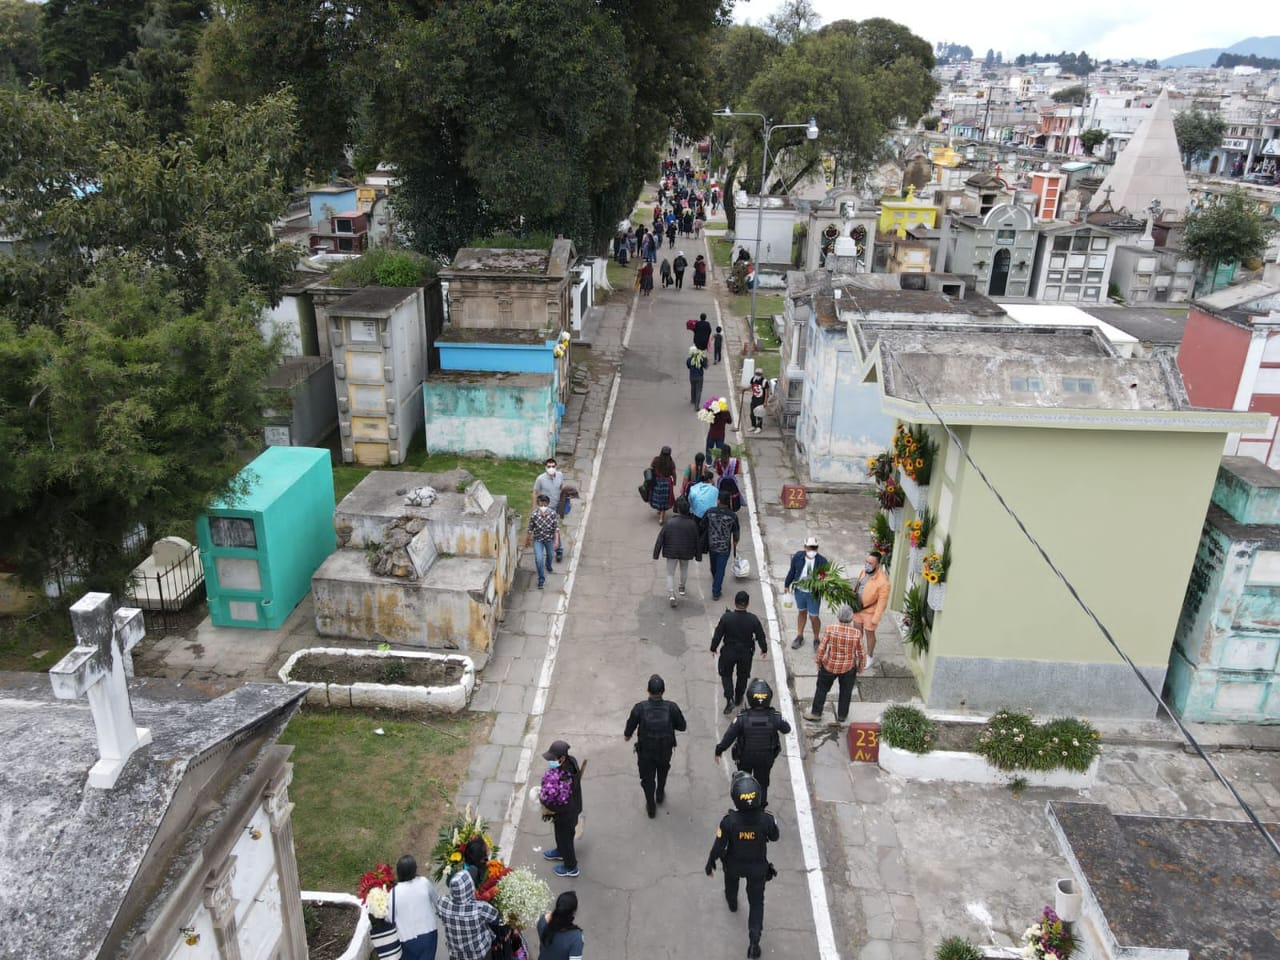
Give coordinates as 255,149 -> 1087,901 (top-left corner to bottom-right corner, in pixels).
733,555 -> 751,578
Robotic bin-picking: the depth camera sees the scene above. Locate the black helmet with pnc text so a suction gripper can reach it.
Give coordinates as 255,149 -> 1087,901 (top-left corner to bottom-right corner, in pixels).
731,770 -> 763,811
746,678 -> 772,710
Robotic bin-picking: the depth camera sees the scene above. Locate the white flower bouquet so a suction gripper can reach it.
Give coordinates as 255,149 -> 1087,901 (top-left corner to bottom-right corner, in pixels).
688,346 -> 707,369
492,867 -> 551,930
364,886 -> 391,920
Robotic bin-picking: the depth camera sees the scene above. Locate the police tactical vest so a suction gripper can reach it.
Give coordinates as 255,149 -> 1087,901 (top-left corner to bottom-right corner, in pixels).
640,699 -> 675,747
741,710 -> 779,763
726,811 -> 769,866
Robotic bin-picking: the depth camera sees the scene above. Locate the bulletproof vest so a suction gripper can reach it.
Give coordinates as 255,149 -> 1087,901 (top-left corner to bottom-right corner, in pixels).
639,699 -> 674,747
740,709 -> 779,763
725,810 -> 769,866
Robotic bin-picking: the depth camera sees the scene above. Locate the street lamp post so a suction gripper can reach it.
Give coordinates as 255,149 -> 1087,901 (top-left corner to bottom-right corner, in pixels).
715,109 -> 819,351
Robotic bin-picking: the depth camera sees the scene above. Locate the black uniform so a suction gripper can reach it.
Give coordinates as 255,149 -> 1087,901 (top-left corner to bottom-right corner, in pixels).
714,708 -> 791,807
706,807 -> 780,943
623,696 -> 688,810
710,608 -> 766,708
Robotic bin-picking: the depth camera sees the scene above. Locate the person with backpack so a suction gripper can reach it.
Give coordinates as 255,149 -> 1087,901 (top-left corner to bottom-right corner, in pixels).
714,679 -> 790,809
709,591 -> 765,713
705,771 -> 780,960
623,674 -> 688,818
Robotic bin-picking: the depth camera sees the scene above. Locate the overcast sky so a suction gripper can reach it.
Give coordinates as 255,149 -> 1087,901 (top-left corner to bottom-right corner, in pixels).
733,1 -> 1279,62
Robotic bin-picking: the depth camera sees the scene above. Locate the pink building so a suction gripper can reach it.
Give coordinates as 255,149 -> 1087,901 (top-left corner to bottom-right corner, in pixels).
1177,283 -> 1280,465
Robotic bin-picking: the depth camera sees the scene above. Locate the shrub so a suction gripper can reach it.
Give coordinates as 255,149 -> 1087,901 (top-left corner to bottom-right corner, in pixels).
935,937 -> 983,960
880,704 -> 936,754
331,248 -> 438,287
900,583 -> 929,654
976,709 -> 1100,773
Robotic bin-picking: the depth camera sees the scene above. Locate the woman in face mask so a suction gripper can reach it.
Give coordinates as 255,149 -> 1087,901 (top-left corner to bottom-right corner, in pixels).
783,536 -> 828,650
540,740 -> 584,878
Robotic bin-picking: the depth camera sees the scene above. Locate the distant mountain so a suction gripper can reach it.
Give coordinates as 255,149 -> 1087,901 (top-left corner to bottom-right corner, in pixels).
1160,36 -> 1280,68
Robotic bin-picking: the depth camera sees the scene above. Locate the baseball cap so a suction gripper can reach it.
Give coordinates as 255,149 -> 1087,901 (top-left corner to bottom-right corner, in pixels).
660,445 -> 672,455
542,739 -> 571,760
804,535 -> 820,548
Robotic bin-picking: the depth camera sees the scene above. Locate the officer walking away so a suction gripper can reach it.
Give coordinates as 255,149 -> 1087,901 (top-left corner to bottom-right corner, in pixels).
623,674 -> 688,818
714,679 -> 790,808
709,592 -> 767,714
705,771 -> 780,959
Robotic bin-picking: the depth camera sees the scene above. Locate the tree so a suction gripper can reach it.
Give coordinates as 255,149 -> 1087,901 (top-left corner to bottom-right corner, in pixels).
765,0 -> 820,45
1079,128 -> 1108,155
1052,84 -> 1088,105
1183,189 -> 1276,283
984,48 -> 995,68
921,115 -> 940,131
39,0 -> 147,90
1174,108 -> 1226,169
0,0 -> 42,86
0,83 -> 299,591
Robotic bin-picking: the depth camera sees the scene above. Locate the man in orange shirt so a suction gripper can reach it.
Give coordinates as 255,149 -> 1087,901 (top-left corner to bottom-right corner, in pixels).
805,604 -> 866,723
853,550 -> 890,670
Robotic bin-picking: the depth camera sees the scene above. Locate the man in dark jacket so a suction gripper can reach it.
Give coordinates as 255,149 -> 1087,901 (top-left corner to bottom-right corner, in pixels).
624,674 -> 688,818
693,312 -> 712,350
710,591 -> 767,713
653,499 -> 702,607
541,739 -> 584,877
673,251 -> 689,289
702,491 -> 740,600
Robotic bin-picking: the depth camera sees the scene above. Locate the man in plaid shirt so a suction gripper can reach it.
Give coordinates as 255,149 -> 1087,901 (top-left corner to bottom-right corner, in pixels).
525,493 -> 559,589
804,603 -> 866,724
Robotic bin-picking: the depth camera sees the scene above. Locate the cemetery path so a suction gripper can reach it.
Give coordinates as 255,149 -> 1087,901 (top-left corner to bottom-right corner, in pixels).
484,242 -> 833,960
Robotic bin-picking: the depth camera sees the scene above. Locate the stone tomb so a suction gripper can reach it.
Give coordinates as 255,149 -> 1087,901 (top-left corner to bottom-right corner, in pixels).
312,470 -> 517,665
1048,800 -> 1280,960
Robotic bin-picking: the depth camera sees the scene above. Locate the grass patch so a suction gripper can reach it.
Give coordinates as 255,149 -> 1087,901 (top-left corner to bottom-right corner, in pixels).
0,606 -> 75,673
334,447 -> 542,507
605,258 -> 634,294
278,707 -> 489,892
748,352 -> 781,380
753,315 -> 781,349
732,293 -> 785,321
710,238 -> 734,268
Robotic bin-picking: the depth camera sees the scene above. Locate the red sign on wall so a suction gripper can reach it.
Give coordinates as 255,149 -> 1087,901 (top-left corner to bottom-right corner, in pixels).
847,722 -> 880,763
781,484 -> 808,509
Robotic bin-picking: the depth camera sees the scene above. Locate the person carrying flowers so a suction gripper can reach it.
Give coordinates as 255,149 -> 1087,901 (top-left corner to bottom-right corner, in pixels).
539,740 -> 585,878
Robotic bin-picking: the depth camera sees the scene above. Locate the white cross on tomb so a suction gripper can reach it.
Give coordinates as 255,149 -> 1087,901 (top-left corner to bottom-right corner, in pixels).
48,592 -> 152,789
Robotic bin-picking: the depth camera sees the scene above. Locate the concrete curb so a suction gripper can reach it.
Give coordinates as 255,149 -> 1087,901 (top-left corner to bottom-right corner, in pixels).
300,891 -> 370,960
279,646 -> 476,713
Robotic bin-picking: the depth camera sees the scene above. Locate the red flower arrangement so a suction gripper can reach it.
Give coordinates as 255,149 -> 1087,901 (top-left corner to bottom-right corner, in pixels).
357,863 -> 396,902
474,858 -> 513,901
876,478 -> 905,511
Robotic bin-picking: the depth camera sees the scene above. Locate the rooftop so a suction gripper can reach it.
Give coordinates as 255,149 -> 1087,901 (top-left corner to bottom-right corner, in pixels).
1080,305 -> 1188,345
210,445 -> 329,511
331,285 -> 420,317
0,673 -> 303,958
1049,801 -> 1280,959
446,248 -> 552,277
1193,282 -> 1280,326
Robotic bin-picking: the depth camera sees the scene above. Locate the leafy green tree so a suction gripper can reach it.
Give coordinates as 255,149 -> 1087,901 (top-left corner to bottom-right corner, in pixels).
111,2 -> 212,139
1183,189 -> 1277,283
1052,84 -> 1088,104
765,0 -> 820,45
1173,108 -> 1226,168
921,115 -> 940,131
0,82 -> 300,326
0,263 -> 279,592
40,0 -> 147,90
1079,128 -> 1108,155
0,0 -> 42,86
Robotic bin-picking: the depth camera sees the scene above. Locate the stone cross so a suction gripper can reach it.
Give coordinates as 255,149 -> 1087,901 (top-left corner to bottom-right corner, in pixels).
49,592 -> 152,789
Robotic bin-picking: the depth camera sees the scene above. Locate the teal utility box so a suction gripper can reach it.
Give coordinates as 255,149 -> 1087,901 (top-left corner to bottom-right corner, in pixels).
197,446 -> 335,629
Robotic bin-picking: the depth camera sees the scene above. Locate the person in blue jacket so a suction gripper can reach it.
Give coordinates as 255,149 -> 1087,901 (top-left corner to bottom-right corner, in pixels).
782,535 -> 828,650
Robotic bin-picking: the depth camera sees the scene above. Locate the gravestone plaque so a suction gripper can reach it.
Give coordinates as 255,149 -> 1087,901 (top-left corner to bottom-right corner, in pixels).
782,484 -> 808,509
209,517 -> 257,549
465,480 -> 495,515
407,526 -> 439,579
847,722 -> 880,763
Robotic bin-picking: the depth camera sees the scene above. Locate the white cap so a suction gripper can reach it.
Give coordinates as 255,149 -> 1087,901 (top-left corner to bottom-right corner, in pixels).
804,535 -> 819,548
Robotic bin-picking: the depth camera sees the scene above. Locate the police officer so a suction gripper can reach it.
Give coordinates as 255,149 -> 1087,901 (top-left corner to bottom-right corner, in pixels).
705,771 -> 780,959
623,674 -> 688,818
710,591 -> 767,715
714,679 -> 790,808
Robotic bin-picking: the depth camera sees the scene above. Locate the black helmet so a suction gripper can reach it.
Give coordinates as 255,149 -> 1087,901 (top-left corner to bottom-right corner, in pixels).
746,678 -> 772,710
647,674 -> 665,695
731,771 -> 763,811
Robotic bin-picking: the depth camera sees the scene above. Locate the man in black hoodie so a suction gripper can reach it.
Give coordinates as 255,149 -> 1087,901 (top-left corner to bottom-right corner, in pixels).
693,312 -> 712,350
653,499 -> 702,607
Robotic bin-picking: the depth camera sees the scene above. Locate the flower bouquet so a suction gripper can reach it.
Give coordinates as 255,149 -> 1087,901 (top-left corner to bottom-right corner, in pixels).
430,806 -> 497,882
539,765 -> 574,818
793,561 -> 859,612
892,423 -> 937,485
358,862 -> 400,957
475,857 -> 513,902
697,397 -> 728,424
1020,906 -> 1075,960
688,345 -> 707,369
493,867 -> 551,931
876,478 -> 905,511
865,451 -> 894,485
924,535 -> 950,610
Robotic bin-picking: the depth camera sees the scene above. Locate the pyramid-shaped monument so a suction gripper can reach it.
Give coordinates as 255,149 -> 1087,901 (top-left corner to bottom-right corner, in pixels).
1094,90 -> 1193,220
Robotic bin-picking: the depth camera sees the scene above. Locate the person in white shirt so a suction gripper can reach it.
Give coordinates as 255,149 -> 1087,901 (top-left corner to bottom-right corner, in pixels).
391,854 -> 441,960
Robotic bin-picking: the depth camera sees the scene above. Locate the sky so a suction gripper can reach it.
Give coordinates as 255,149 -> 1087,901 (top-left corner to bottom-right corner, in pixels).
733,0 -> 1280,62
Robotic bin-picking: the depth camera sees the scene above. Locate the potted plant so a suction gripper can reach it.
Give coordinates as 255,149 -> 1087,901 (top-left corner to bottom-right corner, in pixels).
935,937 -> 984,960
869,512 -> 895,568
865,451 -> 895,485
892,423 -> 938,507
900,583 -> 929,655
923,536 -> 951,611
880,704 -> 935,754
1020,906 -> 1075,959
793,561 -> 860,613
877,478 -> 905,529
905,508 -> 933,573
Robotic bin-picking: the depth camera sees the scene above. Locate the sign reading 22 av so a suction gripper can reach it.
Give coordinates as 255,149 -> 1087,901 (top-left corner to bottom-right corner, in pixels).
847,722 -> 880,763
